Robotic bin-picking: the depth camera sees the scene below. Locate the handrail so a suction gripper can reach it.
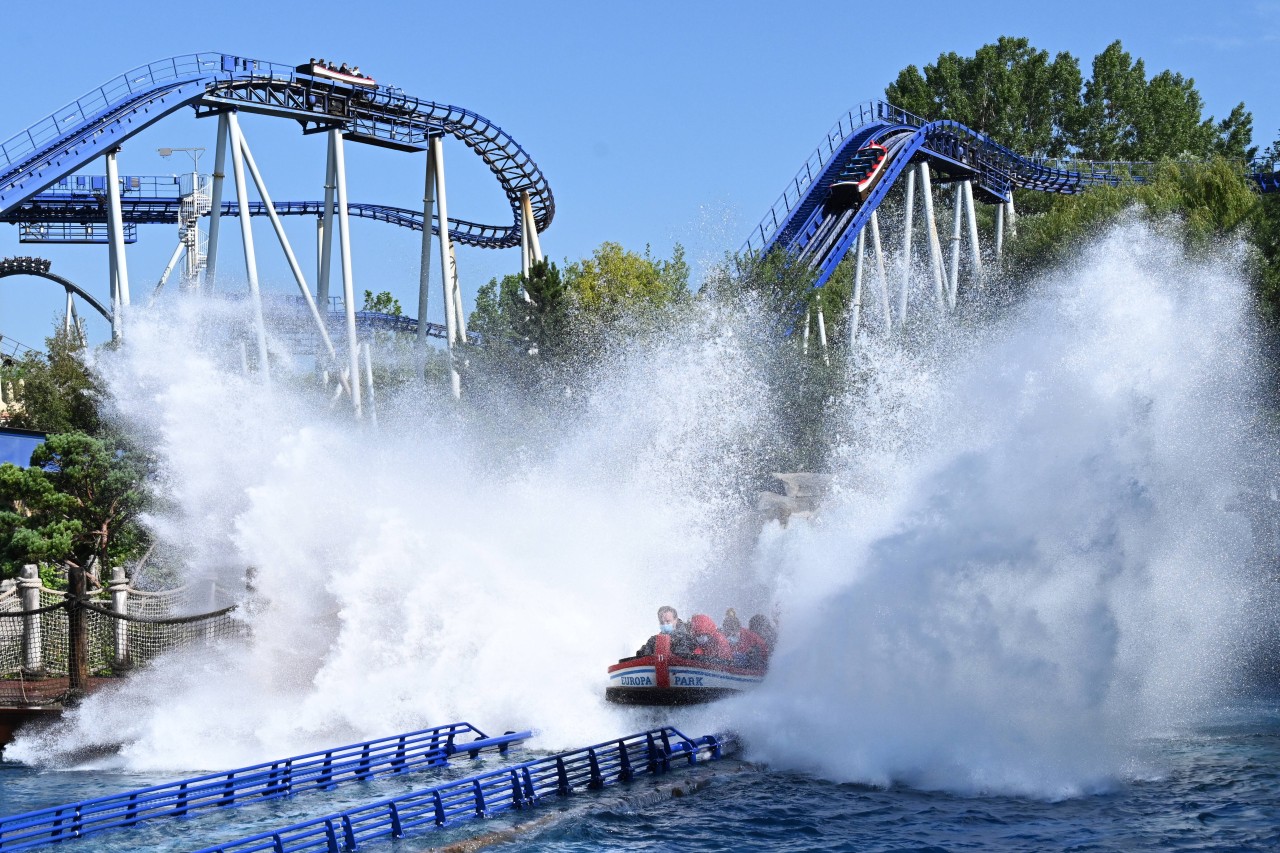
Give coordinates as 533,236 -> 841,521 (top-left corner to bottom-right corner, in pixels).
193,727 -> 735,853
0,721 -> 530,852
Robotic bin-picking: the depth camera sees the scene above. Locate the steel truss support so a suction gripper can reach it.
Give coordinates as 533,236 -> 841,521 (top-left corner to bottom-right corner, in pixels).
430,135 -> 462,398
898,167 -> 915,327
330,128 -> 362,416
104,148 -> 131,341
205,112 -> 229,287
918,164 -> 947,310
225,112 -> 271,385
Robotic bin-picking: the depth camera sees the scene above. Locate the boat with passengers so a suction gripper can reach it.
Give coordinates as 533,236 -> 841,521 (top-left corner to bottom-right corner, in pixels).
606,632 -> 767,706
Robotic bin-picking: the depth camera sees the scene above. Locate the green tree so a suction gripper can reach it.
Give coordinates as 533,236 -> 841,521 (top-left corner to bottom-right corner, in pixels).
361,290 -> 402,315
469,259 -> 568,359
562,241 -> 690,326
886,37 -> 1082,156
0,432 -> 150,693
1075,41 -> 1149,160
3,326 -> 101,435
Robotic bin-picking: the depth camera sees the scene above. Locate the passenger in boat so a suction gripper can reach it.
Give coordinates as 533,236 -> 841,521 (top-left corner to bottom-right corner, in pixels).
636,605 -> 693,657
721,609 -> 770,668
749,613 -> 778,652
688,613 -> 733,661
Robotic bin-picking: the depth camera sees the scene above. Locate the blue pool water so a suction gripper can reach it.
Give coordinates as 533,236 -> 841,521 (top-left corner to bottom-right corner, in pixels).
3,695 -> 1278,853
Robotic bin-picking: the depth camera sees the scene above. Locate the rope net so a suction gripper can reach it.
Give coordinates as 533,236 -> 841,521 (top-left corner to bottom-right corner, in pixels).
0,579 -> 245,705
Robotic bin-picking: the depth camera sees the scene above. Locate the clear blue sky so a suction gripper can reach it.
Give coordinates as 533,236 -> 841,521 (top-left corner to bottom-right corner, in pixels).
0,0 -> 1274,350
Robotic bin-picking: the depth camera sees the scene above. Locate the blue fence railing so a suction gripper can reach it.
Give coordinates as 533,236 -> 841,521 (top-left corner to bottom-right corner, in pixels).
191,727 -> 735,853
0,721 -> 529,852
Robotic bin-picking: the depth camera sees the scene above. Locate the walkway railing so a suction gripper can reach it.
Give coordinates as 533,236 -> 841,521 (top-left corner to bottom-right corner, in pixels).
0,721 -> 529,851
193,727 -> 735,853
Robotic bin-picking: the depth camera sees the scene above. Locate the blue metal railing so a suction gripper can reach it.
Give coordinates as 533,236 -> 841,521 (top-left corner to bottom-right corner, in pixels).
193,727 -> 735,853
0,721 -> 529,852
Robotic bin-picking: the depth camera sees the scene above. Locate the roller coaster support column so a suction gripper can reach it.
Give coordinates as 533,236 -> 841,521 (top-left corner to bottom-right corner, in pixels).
849,226 -> 866,343
226,112 -> 270,385
918,164 -> 947,311
519,190 -> 543,278
318,136 -> 337,308
1006,196 -> 1017,237
947,184 -> 963,306
155,241 -> 186,294
331,128 -> 363,416
431,135 -> 462,398
450,243 -> 467,340
105,148 -> 131,340
816,304 -> 830,364
963,180 -> 982,285
899,168 -> 916,326
870,211 -> 891,334
994,202 -> 1005,262
236,120 -> 346,383
205,113 -> 229,287
416,145 -> 436,346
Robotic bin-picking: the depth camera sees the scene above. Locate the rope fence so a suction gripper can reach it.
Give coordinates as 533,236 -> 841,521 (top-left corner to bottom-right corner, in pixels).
0,566 -> 243,705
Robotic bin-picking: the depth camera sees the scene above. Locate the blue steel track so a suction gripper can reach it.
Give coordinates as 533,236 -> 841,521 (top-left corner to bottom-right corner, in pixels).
749,101 -> 1280,290
0,53 -> 552,249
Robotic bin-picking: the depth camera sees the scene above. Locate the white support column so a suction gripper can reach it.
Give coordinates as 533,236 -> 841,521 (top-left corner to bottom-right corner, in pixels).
431,138 -> 457,346
520,205 -> 531,280
802,309 -> 811,355
417,148 -> 436,345
205,112 -> 229,287
105,149 -> 131,341
919,164 -> 947,310
331,128 -> 362,416
317,135 -> 337,309
963,180 -> 983,284
849,226 -> 865,345
994,200 -> 1005,262
64,290 -> 74,336
154,241 -> 186,295
237,123 -> 345,371
869,210 -> 891,335
450,242 -> 467,341
816,304 -> 830,365
431,136 -> 462,399
226,112 -> 270,385
898,167 -> 916,326
948,183 -> 963,306
362,341 -> 378,428
522,191 -> 543,262
1007,195 -> 1018,238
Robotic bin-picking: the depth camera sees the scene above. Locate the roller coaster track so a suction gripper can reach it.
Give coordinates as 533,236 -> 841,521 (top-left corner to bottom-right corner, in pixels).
749,100 -> 1279,289
2,179 -> 481,242
0,53 -> 552,249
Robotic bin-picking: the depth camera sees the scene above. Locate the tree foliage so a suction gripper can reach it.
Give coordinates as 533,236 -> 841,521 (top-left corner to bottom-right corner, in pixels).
3,326 -> 101,435
0,432 -> 150,584
888,38 -> 1254,162
361,290 -> 402,316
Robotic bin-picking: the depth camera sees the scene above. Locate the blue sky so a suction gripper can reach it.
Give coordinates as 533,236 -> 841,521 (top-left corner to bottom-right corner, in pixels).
0,0 -> 1275,350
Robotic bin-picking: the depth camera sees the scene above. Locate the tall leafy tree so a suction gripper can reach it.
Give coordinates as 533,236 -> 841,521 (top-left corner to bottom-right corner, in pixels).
3,326 -> 101,435
886,37 -> 1082,156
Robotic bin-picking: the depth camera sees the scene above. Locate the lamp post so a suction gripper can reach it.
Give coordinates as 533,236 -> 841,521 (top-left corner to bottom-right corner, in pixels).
158,147 -> 207,285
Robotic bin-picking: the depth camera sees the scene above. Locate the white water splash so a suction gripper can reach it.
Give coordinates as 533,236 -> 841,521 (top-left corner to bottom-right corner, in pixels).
9,219 -> 1268,802
735,219 -> 1266,797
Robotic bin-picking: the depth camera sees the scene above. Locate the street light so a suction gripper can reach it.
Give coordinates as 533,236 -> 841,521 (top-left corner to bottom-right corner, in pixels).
157,147 -> 209,284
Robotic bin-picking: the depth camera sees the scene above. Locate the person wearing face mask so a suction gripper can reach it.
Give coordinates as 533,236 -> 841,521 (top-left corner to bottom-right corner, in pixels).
687,613 -> 734,661
721,609 -> 769,668
635,605 -> 693,657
